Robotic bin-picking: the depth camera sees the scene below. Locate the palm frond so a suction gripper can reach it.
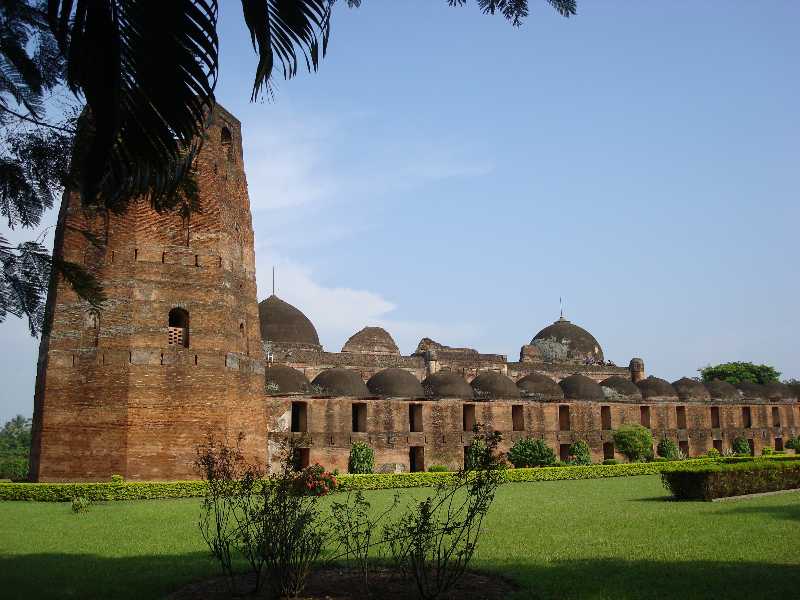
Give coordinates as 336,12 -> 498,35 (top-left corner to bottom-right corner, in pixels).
448,0 -> 575,25
240,0 -> 332,101
47,0 -> 219,209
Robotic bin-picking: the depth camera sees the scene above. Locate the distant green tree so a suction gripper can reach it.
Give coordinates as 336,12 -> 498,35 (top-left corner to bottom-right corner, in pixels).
656,437 -> 679,461
568,440 -> 592,465
612,425 -> 654,463
699,362 -> 780,385
0,415 -> 32,479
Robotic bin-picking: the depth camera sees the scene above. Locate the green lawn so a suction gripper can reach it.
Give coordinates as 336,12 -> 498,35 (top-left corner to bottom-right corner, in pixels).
1,475 -> 798,599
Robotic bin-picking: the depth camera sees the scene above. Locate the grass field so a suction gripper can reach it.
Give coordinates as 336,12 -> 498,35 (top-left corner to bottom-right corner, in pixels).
1,475 -> 798,599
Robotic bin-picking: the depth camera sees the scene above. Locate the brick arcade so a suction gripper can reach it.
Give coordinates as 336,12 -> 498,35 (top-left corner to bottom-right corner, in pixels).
29,106 -> 799,481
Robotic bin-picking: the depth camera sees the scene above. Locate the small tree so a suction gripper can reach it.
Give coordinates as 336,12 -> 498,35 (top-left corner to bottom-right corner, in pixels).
507,437 -> 556,468
348,441 -> 374,474
657,437 -> 679,461
568,440 -> 592,465
732,436 -> 751,456
612,425 -> 654,462
699,362 -> 780,385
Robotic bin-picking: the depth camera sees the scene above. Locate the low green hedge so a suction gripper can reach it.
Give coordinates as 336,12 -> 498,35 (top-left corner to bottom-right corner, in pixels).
0,458 -> 728,501
662,460 -> 800,501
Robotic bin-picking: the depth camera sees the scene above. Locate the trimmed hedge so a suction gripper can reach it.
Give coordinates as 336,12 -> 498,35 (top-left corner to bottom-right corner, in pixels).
662,460 -> 800,501
0,458 -> 729,502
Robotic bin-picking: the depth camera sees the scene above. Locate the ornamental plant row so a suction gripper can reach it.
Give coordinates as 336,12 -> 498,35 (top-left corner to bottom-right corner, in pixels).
3,457 -> 797,502
661,460 -> 800,501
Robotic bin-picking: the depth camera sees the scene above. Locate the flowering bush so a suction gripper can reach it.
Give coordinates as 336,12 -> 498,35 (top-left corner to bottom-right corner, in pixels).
297,463 -> 338,496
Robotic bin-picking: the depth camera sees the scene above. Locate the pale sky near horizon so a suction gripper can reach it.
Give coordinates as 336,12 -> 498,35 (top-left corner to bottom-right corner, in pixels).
2,1 -> 798,422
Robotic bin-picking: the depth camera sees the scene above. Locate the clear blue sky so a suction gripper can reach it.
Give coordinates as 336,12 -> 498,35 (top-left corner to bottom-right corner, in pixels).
2,1 -> 798,422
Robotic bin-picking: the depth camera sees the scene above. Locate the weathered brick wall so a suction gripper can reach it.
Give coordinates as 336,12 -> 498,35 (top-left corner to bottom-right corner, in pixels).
30,105 -> 266,482
266,394 -> 799,472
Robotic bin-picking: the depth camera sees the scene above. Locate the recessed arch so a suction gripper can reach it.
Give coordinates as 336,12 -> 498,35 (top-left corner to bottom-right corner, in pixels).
168,307 -> 190,348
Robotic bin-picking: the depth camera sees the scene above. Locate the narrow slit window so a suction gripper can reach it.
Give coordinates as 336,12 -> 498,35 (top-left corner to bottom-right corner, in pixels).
291,402 -> 308,433
463,404 -> 475,432
559,405 -> 570,431
409,404 -> 423,432
603,442 -> 614,460
676,406 -> 687,430
512,405 -> 524,431
352,403 -> 367,432
772,407 -> 780,428
601,406 -> 612,430
742,406 -> 752,429
640,405 -> 651,428
710,406 -> 720,429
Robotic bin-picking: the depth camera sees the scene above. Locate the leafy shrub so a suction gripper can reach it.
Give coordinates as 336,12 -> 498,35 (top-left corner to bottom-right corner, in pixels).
612,425 -> 654,462
657,438 -> 679,461
662,460 -> 800,500
568,440 -> 591,465
427,464 -> 449,472
71,496 -> 90,513
732,436 -> 751,456
383,426 -> 504,600
706,448 -> 721,459
296,463 -> 338,496
507,437 -> 556,468
110,474 -> 124,484
602,458 -> 619,465
785,437 -> 799,452
348,441 -> 374,474
761,447 -> 773,456
464,437 -> 487,470
652,457 -> 668,463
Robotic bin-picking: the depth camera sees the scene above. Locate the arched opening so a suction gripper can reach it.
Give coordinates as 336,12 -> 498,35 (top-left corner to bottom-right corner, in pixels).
221,126 -> 234,162
168,308 -> 190,348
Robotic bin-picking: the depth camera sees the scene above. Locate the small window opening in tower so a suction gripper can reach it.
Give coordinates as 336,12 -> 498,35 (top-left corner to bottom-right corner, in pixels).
221,126 -> 234,161
168,308 -> 190,348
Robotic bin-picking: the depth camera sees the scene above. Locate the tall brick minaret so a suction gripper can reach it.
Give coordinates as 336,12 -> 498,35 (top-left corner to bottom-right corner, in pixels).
29,105 -> 266,482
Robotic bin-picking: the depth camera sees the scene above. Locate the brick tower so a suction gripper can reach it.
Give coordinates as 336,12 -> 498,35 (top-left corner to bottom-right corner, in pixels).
29,105 -> 266,482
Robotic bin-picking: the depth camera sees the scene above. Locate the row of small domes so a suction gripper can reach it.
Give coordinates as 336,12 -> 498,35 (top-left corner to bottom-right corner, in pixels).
265,365 -> 797,401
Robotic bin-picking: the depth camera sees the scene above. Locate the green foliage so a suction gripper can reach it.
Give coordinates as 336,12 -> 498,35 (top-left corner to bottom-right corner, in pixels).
427,464 -> 449,472
612,425 -> 654,462
464,437 -> 488,470
732,436 -> 751,456
602,458 -> 620,465
296,463 -> 338,496
785,437 -> 800,453
706,448 -> 721,459
0,415 -> 31,480
110,474 -> 124,485
71,496 -> 90,513
699,362 -> 781,385
657,437 -> 680,461
568,440 -> 591,465
507,437 -> 556,468
662,459 -> 800,500
347,441 -> 374,474
761,447 -> 773,456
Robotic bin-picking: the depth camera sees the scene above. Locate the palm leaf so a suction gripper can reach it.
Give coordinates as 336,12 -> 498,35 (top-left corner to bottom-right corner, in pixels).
47,0 -> 218,209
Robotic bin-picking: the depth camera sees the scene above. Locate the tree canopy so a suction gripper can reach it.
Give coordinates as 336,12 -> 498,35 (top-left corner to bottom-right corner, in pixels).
698,362 -> 781,386
1,0 -> 577,336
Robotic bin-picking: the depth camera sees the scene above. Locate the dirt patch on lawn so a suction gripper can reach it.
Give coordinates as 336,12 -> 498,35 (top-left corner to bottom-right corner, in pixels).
168,566 -> 516,599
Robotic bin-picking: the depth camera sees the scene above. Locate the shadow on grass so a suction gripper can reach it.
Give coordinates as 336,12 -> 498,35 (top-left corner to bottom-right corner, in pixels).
2,554 -> 799,600
496,558 -> 800,600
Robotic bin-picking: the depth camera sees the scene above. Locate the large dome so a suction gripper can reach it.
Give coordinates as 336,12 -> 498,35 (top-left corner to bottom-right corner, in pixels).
672,377 -> 710,401
367,368 -> 424,397
531,317 -> 604,363
342,327 -> 399,355
600,376 -> 642,401
637,376 -> 677,399
259,295 -> 320,349
559,374 -> 604,400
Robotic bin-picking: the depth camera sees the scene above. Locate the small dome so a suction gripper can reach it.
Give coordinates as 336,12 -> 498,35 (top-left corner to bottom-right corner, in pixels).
637,376 -> 678,399
470,372 -> 520,399
532,317 -> 604,363
559,374 -> 604,400
737,381 -> 765,399
672,377 -> 710,401
259,295 -> 320,348
367,368 -> 424,397
342,326 -> 399,355
600,376 -> 642,400
517,373 -> 564,400
311,369 -> 369,397
422,372 -> 474,398
265,364 -> 309,394
705,379 -> 738,400
763,382 -> 793,401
